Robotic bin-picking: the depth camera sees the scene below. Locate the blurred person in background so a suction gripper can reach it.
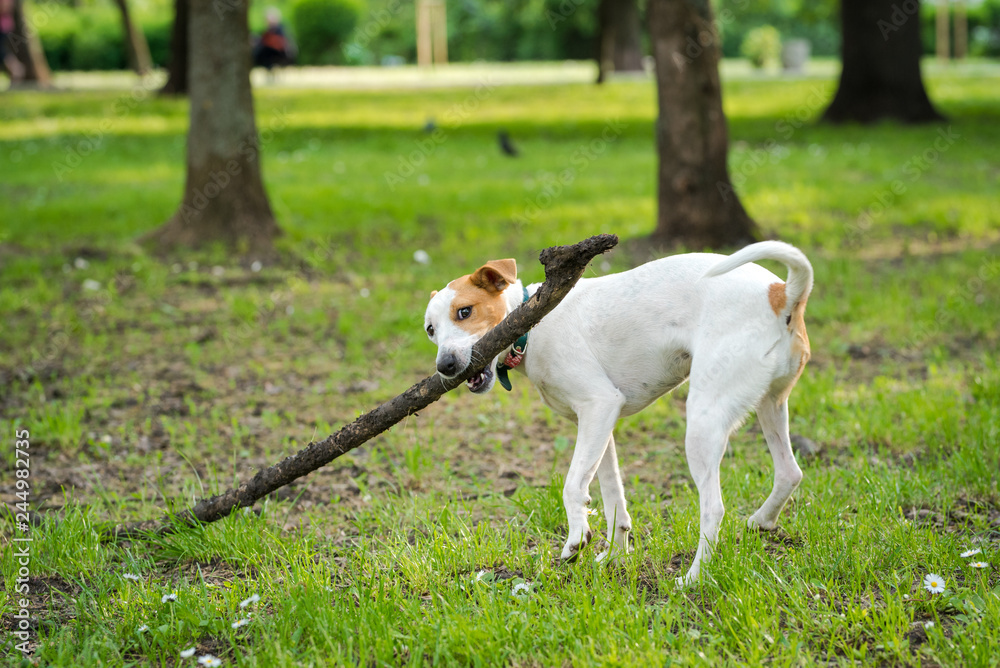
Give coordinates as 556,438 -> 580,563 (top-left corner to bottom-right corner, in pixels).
253,7 -> 296,72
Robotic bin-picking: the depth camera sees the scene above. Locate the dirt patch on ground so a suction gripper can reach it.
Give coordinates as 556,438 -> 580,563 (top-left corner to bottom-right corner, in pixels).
0,575 -> 81,654
903,496 -> 1000,538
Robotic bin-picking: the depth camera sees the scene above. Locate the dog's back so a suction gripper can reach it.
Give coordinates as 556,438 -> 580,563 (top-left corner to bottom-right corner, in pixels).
523,244 -> 811,417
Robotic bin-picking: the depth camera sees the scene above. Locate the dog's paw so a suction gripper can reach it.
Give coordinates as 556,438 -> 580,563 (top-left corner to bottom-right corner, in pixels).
596,549 -> 623,565
675,572 -> 698,589
595,539 -> 632,565
675,564 -> 701,589
747,515 -> 778,532
559,530 -> 593,562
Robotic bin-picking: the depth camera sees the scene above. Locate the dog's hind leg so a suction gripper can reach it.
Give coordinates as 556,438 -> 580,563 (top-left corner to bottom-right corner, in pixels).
747,398 -> 802,531
560,391 -> 625,562
595,434 -> 632,562
678,386 -> 743,587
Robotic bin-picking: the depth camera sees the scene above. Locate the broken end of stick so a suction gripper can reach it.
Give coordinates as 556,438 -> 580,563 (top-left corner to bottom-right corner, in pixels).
538,233 -> 618,276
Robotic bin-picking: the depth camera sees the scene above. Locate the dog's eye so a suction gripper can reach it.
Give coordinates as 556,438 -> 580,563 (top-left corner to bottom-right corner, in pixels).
426,324 -> 435,338
457,306 -> 472,320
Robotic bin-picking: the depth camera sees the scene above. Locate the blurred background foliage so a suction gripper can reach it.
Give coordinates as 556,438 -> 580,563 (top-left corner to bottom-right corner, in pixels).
24,0 -> 1000,71
293,0 -> 365,64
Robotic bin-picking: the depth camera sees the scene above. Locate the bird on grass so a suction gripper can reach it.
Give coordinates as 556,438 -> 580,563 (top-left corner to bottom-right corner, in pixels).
498,130 -> 519,157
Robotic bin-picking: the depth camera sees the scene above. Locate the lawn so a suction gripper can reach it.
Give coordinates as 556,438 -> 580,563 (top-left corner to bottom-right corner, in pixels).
1,62 -> 999,666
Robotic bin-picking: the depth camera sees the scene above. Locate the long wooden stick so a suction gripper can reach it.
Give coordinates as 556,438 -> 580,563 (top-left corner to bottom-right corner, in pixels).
107,234 -> 618,540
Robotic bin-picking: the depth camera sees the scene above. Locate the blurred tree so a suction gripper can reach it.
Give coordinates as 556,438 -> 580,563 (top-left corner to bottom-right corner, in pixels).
740,24 -> 781,68
5,0 -> 52,85
110,0 -> 152,74
648,0 -> 757,248
596,0 -> 643,83
160,0 -> 187,95
145,0 -> 280,253
823,0 -> 944,123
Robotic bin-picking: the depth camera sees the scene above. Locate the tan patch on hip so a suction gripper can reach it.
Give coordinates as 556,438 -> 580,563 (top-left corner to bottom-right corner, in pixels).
768,282 -> 787,316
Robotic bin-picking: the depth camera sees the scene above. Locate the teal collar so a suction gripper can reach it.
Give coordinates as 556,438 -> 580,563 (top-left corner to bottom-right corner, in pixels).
496,286 -> 530,391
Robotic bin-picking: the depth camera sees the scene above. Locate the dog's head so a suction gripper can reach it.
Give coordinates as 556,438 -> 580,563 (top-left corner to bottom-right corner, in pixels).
424,259 -> 519,393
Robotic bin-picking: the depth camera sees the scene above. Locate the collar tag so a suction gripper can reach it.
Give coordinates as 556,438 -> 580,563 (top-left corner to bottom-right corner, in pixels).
495,287 -> 531,391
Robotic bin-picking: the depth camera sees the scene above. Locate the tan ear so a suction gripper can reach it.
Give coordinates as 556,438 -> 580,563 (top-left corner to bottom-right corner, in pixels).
430,290 -> 438,298
470,259 -> 517,293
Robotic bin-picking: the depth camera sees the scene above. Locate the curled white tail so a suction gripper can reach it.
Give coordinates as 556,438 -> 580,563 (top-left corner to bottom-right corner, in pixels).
703,241 -> 814,311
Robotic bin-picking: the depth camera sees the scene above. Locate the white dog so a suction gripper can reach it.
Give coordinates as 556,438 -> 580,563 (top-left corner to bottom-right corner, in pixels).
424,241 -> 813,585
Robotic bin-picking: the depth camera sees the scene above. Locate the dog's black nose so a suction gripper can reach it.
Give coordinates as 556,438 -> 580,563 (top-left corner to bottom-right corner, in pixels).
437,354 -> 460,377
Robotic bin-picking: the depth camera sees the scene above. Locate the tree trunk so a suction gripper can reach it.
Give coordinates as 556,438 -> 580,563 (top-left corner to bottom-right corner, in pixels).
7,0 -> 52,86
596,0 -> 644,83
111,0 -> 153,75
954,0 -> 967,60
145,0 -> 280,254
160,0 -> 188,95
822,0 -> 944,124
647,0 -> 756,249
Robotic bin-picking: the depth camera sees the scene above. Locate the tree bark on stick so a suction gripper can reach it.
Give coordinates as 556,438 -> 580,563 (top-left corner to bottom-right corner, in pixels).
107,234 -> 619,541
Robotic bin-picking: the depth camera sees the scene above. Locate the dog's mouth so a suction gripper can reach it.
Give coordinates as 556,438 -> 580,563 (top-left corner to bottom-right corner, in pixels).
466,366 -> 494,394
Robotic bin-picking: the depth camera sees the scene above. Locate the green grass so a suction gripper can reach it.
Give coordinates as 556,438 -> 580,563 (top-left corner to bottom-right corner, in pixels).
1,62 -> 999,666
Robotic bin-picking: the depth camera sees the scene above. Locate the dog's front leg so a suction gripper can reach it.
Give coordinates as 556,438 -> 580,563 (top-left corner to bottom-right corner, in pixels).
560,393 -> 624,561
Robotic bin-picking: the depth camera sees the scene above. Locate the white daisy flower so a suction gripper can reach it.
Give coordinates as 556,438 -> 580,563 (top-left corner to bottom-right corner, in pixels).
162,593 -> 178,603
180,647 -> 196,658
511,582 -> 532,597
239,593 -> 260,609
585,508 -> 600,516
961,548 -> 982,558
137,624 -> 149,633
122,573 -> 142,581
475,571 -> 489,583
231,617 -> 250,629
923,573 -> 946,594
198,656 -> 222,667
969,561 -> 990,569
